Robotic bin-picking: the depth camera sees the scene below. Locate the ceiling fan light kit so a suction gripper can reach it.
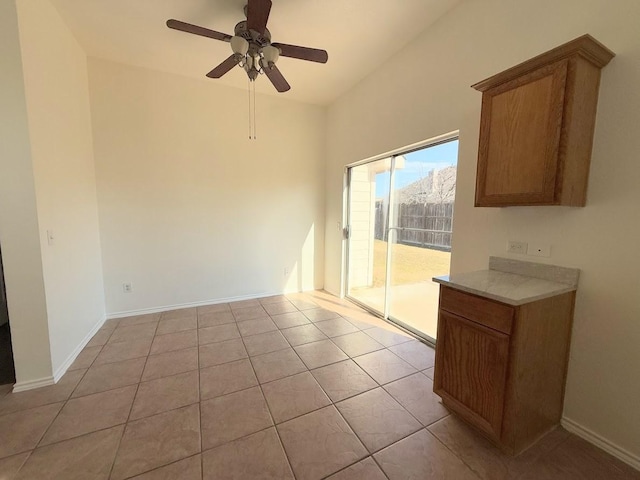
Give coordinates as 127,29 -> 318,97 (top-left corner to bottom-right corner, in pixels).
230,36 -> 249,57
166,0 -> 328,92
262,45 -> 280,66
229,22 -> 276,82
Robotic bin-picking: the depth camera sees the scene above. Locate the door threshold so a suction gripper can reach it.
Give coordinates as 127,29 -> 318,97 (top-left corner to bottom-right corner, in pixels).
344,295 -> 436,348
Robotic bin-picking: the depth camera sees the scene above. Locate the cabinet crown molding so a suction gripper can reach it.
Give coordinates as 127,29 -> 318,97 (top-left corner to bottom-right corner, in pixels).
472,34 -> 615,92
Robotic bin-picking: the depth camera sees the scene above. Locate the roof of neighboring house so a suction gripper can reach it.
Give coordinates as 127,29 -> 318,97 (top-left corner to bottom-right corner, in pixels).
395,165 -> 457,204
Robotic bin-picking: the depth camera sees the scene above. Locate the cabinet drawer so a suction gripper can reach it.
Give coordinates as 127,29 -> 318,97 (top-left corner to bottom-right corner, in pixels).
440,286 -> 514,335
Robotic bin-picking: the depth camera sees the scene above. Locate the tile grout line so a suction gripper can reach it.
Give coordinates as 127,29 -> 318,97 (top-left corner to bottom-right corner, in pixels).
69,359 -> 149,400
75,320 -> 187,398
318,454 -> 390,480
237,325 -> 299,480
29,347 -> 102,452
370,453 -> 392,480
106,317 -> 159,480
0,368 -> 90,420
2,328 -> 111,469
260,304 -> 378,478
9,449 -> 33,480
235,296 -> 416,476
1,327 -> 416,420
196,314 -> 204,480
138,350 -> 200,385
24,369 -> 277,459
15,404 -> 206,476
276,307 -> 431,477
246,322 -> 406,392
149,334 -> 199,357
313,403 -> 369,477
7,424 -> 132,474
261,376 -> 329,427
371,383 -> 432,433
331,392 -> 422,457
421,425 -> 484,480
279,322 -> 329,346
117,453 -> 203,480
251,298 -> 345,477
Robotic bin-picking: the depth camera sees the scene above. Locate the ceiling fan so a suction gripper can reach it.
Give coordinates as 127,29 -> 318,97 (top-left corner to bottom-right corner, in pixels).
166,0 -> 328,93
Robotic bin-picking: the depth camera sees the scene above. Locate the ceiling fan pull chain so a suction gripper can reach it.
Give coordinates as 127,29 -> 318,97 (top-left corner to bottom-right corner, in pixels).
253,80 -> 257,140
248,78 -> 253,140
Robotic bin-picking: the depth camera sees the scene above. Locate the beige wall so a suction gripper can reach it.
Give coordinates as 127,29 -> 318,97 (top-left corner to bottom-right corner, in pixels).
89,59 -> 326,316
0,0 -> 53,385
326,0 -> 640,465
16,0 -> 106,376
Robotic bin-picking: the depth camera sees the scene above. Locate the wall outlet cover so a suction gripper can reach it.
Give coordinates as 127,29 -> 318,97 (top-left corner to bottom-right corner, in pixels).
507,240 -> 528,255
528,243 -> 551,257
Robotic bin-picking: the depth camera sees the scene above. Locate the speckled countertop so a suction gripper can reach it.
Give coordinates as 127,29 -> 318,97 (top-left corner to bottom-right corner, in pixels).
433,257 -> 579,306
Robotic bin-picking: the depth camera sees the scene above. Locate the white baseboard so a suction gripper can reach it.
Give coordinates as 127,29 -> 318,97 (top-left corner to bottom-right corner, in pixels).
561,416 -> 640,471
11,315 -> 106,393
106,291 -> 285,320
51,316 -> 107,383
13,375 -> 55,393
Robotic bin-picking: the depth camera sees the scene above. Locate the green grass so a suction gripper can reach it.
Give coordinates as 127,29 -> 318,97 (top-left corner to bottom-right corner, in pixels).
372,240 -> 451,287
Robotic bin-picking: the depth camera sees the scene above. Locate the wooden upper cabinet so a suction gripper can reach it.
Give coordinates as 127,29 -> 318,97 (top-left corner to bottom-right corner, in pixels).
473,35 -> 615,207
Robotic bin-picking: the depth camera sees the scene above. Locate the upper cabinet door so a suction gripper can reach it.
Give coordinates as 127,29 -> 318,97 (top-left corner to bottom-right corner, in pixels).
472,35 -> 615,207
476,60 -> 568,206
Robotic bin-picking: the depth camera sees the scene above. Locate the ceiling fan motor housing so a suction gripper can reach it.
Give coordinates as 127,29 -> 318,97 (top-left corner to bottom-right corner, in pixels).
234,21 -> 271,47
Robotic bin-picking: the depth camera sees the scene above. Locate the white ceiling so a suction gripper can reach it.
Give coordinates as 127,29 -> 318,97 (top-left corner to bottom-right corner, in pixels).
50,0 -> 461,105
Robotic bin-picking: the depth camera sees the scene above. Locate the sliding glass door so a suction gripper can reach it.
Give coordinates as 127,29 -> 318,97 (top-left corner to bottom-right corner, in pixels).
346,139 -> 458,342
345,157 -> 392,317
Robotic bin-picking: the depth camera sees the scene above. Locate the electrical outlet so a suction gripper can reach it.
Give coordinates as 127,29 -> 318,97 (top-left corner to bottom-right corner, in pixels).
527,243 -> 551,257
46,230 -> 55,246
507,240 -> 528,255
123,282 -> 133,293
283,267 -> 289,277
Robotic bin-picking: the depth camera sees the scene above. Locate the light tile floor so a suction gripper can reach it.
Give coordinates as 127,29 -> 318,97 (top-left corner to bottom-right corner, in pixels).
0,291 -> 638,479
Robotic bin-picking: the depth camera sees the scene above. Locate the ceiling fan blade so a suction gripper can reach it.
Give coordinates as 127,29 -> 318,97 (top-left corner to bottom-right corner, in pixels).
263,64 -> 291,92
206,55 -> 238,78
166,19 -> 231,42
272,43 -> 328,63
247,0 -> 272,35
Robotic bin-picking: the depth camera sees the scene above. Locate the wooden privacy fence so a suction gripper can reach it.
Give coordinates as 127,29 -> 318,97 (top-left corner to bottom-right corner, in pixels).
375,202 -> 453,251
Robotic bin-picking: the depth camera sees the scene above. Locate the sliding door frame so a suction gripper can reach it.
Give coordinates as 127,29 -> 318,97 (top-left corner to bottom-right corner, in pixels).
343,131 -> 460,346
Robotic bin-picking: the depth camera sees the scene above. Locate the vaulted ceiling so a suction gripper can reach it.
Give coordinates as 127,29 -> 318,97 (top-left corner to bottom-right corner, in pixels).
50,0 -> 462,105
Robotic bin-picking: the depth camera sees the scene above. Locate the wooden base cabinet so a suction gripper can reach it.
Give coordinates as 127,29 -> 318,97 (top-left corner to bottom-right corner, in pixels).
433,286 -> 575,455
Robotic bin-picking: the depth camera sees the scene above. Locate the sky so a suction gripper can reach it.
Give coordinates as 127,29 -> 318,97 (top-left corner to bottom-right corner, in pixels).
375,139 -> 459,197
